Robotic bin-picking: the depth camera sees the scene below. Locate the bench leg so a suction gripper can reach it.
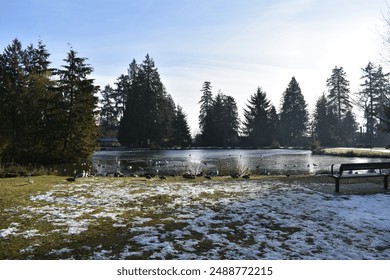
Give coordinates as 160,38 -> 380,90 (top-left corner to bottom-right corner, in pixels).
335,178 -> 340,193
385,176 -> 388,190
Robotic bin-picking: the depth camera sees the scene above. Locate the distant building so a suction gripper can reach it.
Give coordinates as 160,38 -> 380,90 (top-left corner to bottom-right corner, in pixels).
97,137 -> 121,149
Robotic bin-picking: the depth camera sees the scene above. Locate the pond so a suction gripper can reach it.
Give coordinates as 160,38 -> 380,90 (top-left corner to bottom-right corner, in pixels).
86,148 -> 388,177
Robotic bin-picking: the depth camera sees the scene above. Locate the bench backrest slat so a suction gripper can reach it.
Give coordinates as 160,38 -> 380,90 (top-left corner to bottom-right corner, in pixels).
339,162 -> 390,172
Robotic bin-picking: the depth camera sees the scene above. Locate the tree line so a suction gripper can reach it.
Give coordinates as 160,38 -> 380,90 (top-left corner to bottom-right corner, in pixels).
196,64 -> 390,148
105,57 -> 390,149
3,38 -> 390,165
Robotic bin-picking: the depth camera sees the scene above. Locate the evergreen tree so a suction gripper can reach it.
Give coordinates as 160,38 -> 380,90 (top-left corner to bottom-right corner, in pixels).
210,91 -> 227,146
118,55 -> 177,148
242,87 -> 276,147
339,110 -> 358,146
326,66 -> 352,121
0,39 -> 59,162
0,39 -> 28,161
221,94 -> 240,146
357,62 -> 390,145
113,74 -> 130,122
23,41 -> 59,161
197,83 -> 240,147
118,60 -> 140,147
312,94 -> 338,146
0,39 -> 100,164
279,77 -> 309,146
55,49 -> 99,161
268,105 -> 280,145
198,81 -> 214,146
99,85 -> 117,137
171,105 -> 192,147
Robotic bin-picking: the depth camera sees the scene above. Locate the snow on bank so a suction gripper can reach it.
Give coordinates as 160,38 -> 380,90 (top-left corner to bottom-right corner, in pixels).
1,178 -> 390,259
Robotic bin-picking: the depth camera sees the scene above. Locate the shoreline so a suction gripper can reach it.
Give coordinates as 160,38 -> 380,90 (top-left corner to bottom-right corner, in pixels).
317,147 -> 390,159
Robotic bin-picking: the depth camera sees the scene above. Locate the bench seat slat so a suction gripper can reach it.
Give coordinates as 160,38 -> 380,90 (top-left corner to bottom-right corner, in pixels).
331,173 -> 384,179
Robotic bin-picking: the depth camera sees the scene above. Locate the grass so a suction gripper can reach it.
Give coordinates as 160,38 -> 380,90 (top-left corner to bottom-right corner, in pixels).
321,147 -> 390,158
0,174 -> 384,259
0,175 -> 269,259
0,176 -> 63,209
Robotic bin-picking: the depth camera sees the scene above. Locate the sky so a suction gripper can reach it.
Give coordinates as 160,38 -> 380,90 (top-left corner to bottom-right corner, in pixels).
1,0 -> 389,134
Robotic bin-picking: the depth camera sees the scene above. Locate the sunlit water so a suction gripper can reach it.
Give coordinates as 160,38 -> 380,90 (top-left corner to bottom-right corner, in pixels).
86,149 -> 388,177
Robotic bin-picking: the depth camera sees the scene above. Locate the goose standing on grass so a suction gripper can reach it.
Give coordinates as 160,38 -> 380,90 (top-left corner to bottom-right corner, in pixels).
75,170 -> 86,178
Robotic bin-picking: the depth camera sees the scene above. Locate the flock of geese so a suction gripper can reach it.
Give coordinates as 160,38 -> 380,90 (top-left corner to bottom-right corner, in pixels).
65,154 -> 320,182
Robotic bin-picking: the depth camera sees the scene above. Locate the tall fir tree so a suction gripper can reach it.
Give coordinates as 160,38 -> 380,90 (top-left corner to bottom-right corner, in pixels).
0,39 -> 60,162
221,94 -> 240,146
0,39 -> 28,161
312,93 -> 338,146
171,105 -> 192,147
118,55 -> 177,148
23,40 -> 59,161
339,110 -> 358,146
113,74 -> 130,122
243,87 -> 276,147
357,62 -> 390,145
55,49 -> 99,161
326,66 -> 352,121
197,83 -> 240,147
198,81 -> 214,146
99,85 -> 117,137
0,39 -> 102,164
279,77 -> 309,146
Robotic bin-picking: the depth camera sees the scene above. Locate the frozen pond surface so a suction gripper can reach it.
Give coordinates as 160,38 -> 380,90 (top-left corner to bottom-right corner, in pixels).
91,149 -> 388,176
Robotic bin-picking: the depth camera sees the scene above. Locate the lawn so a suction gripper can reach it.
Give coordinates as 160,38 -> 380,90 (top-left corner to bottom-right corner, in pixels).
321,147 -> 390,158
1,175 -> 389,259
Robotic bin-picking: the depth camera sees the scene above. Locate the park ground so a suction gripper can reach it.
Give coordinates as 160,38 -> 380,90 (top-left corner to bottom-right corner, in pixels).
1,175 -> 389,260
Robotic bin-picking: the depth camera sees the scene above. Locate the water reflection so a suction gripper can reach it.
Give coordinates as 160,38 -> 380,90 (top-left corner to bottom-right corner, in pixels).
88,149 -> 388,177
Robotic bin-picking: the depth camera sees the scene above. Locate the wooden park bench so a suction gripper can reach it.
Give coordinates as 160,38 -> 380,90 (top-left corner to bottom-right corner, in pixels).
330,162 -> 390,192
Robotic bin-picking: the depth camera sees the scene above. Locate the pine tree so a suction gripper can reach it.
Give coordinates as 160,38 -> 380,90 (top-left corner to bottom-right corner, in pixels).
118,60 -> 140,147
197,83 -> 240,147
326,66 -> 352,121
312,94 -> 338,146
0,39 -> 28,161
99,85 -> 117,137
357,62 -> 390,145
55,49 -> 99,161
118,55 -> 177,148
0,39 -> 57,162
339,110 -> 358,146
23,40 -> 58,162
171,105 -> 192,147
279,77 -> 309,146
113,74 -> 130,122
210,91 -> 226,146
243,87 -> 275,147
198,81 -> 214,146
221,94 -> 240,146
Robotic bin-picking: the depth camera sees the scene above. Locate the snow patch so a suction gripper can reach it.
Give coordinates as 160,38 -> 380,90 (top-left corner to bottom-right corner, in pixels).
2,178 -> 390,259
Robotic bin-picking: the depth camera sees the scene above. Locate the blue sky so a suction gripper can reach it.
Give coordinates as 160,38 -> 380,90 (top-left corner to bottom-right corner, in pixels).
1,0 -> 388,133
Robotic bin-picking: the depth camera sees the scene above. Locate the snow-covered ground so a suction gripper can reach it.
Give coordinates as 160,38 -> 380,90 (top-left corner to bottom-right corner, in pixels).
1,178 -> 390,259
